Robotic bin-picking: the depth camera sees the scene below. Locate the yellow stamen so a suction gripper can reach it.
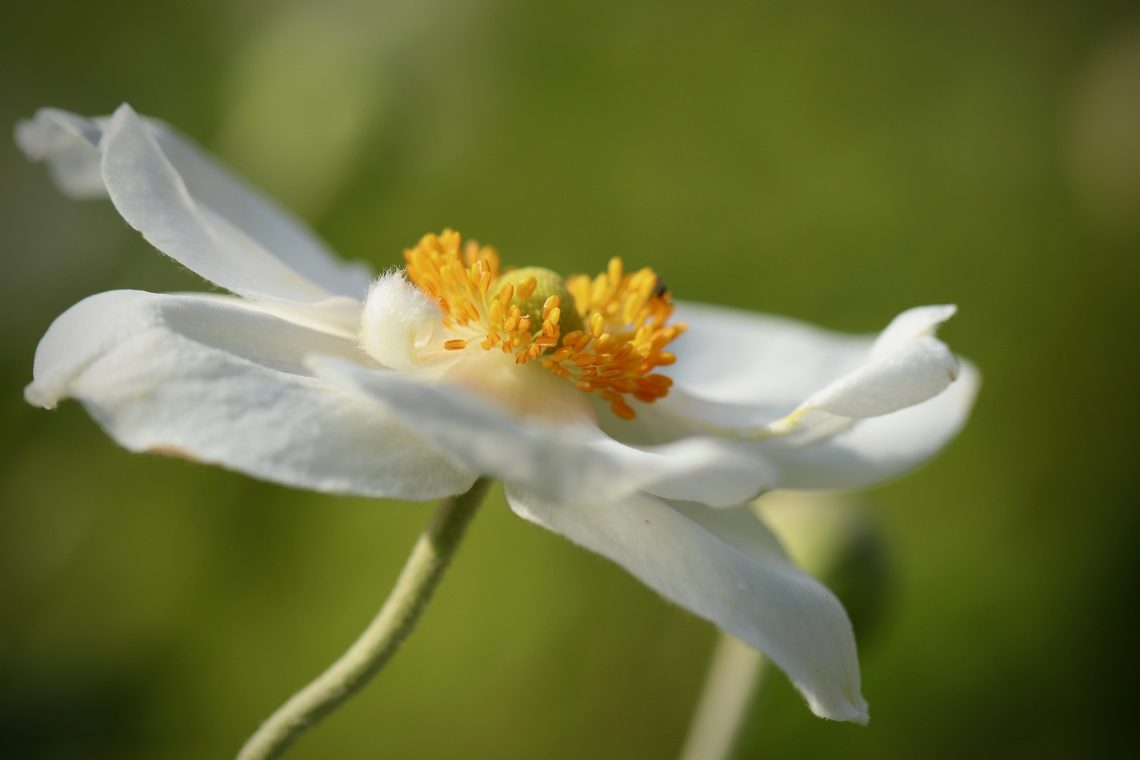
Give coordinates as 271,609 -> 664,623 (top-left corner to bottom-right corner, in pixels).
402,229 -> 684,419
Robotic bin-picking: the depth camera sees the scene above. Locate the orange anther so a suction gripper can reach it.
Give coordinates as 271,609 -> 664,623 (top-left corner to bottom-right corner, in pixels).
610,399 -> 636,420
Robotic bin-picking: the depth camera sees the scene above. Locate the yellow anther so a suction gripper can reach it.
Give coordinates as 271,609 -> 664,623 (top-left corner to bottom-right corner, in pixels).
403,232 -> 683,418
498,283 -> 514,308
517,276 -> 538,300
590,313 -> 605,338
607,257 -> 623,287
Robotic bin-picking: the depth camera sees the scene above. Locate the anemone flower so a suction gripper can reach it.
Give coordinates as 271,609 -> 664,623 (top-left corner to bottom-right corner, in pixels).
17,104 -> 977,730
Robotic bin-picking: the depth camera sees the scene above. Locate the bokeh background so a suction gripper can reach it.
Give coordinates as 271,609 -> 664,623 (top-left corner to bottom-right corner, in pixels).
2,0 -> 1138,757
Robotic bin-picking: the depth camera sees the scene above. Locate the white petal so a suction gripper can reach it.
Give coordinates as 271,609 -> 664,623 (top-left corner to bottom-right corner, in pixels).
27,290 -> 475,500
761,358 -> 980,489
16,105 -> 372,303
14,108 -> 106,197
618,302 -> 977,491
801,305 -> 959,418
665,301 -> 963,432
870,304 -> 958,355
307,356 -> 771,507
505,486 -> 868,723
620,358 -> 977,492
668,301 -> 869,410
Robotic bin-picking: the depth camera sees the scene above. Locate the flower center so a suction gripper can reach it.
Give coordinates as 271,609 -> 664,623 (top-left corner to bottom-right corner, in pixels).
494,266 -> 585,338
402,230 -> 684,420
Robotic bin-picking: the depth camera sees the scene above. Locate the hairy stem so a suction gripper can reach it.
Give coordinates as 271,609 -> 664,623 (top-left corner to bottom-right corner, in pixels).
238,478 -> 492,760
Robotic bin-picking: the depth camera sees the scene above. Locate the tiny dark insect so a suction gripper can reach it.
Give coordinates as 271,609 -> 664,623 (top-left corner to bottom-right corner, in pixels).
652,275 -> 669,299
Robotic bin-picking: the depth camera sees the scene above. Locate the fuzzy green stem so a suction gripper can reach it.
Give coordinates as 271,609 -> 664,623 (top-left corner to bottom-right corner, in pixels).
237,478 -> 492,760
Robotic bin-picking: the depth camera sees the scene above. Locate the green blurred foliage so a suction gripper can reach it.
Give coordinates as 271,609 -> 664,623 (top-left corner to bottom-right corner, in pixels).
1,0 -> 1138,757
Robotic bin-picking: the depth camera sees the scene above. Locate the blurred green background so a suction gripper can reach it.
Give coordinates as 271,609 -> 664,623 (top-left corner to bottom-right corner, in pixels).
2,0 -> 1138,757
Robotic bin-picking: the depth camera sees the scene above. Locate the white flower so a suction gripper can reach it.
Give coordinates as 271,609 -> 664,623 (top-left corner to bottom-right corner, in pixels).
17,104 -> 978,725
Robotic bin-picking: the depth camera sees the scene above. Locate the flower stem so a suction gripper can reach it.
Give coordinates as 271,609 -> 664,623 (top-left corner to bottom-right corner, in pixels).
237,478 -> 492,760
677,632 -> 768,760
